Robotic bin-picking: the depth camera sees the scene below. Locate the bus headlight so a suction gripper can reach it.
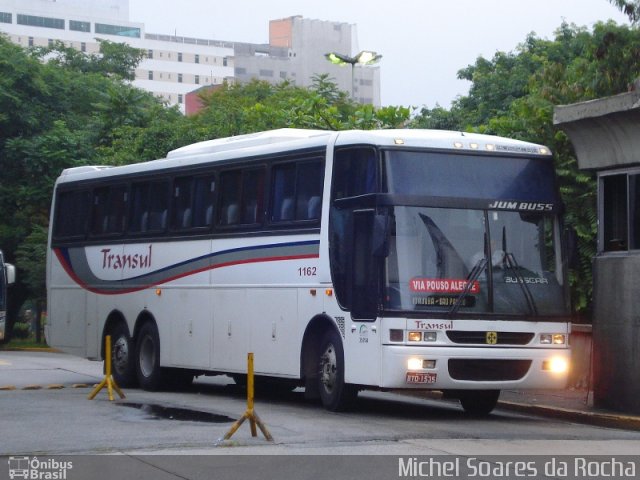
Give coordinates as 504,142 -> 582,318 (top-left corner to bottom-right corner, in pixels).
407,358 -> 437,370
407,358 -> 423,370
540,333 -> 566,345
542,357 -> 569,374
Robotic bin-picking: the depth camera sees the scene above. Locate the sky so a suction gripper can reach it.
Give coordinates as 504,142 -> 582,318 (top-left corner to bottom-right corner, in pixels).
129,0 -> 631,108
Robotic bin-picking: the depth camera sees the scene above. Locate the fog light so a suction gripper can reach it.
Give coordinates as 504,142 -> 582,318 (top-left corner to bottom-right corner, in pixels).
408,331 -> 422,342
407,358 -> 423,370
423,359 -> 436,369
389,329 -> 403,342
543,357 -> 569,374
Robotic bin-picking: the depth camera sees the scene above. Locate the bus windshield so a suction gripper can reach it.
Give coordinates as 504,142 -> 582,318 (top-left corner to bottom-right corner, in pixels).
384,206 -> 569,317
377,149 -> 568,318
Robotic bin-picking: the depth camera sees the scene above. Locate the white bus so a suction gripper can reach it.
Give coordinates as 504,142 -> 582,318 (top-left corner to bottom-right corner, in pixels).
0,250 -> 16,342
47,129 -> 571,414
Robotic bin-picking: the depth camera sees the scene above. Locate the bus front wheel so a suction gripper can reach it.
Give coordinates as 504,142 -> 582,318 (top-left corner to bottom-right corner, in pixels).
135,322 -> 164,391
317,329 -> 357,411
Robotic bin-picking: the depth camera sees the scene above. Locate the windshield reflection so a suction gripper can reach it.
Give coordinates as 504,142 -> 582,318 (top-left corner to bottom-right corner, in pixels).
384,207 -> 568,317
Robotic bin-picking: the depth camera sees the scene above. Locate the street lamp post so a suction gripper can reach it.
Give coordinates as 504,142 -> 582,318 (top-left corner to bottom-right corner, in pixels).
325,50 -> 382,100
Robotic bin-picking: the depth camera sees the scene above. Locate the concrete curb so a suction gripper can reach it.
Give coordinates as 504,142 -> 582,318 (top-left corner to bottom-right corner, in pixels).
497,400 -> 640,432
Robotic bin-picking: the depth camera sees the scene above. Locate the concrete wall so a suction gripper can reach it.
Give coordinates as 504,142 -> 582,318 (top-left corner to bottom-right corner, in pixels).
592,255 -> 640,414
569,324 -> 592,390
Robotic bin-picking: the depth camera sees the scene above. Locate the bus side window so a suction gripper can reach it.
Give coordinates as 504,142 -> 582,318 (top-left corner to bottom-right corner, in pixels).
271,163 -> 296,222
270,158 -> 324,223
242,168 -> 265,225
218,171 -> 242,226
330,147 -> 378,309
193,176 -> 216,228
129,181 -> 169,234
171,177 -> 194,230
219,169 -> 264,227
332,148 -> 377,200
54,190 -> 90,239
91,186 -> 127,236
297,160 -> 324,220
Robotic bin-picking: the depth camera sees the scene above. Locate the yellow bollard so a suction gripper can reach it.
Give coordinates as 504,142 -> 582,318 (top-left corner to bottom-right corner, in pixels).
221,353 -> 273,442
88,335 -> 126,401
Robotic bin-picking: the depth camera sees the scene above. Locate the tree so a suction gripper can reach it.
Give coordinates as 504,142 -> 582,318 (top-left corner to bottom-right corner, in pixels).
0,36 -> 163,341
609,0 -> 640,23
194,75 -> 410,135
410,21 -> 640,315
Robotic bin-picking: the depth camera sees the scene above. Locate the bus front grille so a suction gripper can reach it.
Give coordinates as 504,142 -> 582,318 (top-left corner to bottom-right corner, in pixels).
446,331 -> 535,345
448,359 -> 532,381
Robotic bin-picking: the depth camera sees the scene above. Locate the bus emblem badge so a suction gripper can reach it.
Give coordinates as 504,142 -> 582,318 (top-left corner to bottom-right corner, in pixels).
486,331 -> 498,345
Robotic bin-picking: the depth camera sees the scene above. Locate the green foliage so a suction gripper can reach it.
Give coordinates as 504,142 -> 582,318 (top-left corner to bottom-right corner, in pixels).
0,35 -> 412,339
609,0 -> 640,23
193,75 -> 411,135
0,35 -> 165,340
32,39 -> 146,80
410,21 -> 640,315
6,16 -> 635,321
11,323 -> 31,340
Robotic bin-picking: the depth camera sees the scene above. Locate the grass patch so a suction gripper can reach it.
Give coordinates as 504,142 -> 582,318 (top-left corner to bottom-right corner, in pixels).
0,338 -> 50,350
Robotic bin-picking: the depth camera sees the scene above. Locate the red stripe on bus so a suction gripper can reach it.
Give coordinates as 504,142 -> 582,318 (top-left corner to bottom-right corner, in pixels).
54,248 -> 318,295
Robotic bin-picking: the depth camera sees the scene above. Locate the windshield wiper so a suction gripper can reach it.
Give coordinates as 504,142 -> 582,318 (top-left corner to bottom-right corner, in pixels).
502,227 -> 538,316
449,257 -> 486,317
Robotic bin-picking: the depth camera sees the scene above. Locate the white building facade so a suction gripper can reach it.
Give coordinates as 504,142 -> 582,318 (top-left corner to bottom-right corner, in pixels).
235,16 -> 381,106
0,0 -> 234,113
0,0 -> 381,111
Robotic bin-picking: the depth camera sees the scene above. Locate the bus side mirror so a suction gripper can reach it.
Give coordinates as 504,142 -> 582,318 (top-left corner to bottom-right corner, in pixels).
5,264 -> 15,285
372,213 -> 390,258
565,227 -> 579,270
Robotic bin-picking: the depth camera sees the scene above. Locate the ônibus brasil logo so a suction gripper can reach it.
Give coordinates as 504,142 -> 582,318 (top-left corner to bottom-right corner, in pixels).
8,457 -> 73,480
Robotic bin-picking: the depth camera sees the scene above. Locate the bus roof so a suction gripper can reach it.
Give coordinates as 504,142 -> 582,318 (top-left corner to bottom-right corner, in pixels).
166,128 -> 332,159
55,129 -> 551,184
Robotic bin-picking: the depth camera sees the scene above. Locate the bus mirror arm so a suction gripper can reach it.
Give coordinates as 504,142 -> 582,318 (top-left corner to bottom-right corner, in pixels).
372,213 -> 390,258
5,264 -> 15,285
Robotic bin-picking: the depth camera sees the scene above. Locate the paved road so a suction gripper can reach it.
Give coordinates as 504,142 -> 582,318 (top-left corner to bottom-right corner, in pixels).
1,350 -> 639,479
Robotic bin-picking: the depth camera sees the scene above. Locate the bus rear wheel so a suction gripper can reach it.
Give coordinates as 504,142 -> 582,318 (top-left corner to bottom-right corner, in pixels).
317,329 -> 357,411
135,322 -> 164,391
459,390 -> 500,416
110,322 -> 137,388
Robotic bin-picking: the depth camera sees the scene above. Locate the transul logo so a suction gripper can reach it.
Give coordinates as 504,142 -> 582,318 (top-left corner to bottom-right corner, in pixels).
8,457 -> 73,480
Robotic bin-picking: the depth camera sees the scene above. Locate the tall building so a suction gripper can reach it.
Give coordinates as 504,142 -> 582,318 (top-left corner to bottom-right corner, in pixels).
235,16 -> 380,106
0,0 -> 381,113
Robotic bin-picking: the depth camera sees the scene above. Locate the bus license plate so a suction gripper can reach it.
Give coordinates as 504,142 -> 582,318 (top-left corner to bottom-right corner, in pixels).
406,372 -> 437,384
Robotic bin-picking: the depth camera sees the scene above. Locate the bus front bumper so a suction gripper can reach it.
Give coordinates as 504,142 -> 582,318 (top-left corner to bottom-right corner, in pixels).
380,345 -> 570,390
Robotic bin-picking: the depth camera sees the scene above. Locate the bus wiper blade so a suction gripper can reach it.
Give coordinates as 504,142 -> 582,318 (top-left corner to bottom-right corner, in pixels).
449,257 -> 486,317
504,252 -> 538,316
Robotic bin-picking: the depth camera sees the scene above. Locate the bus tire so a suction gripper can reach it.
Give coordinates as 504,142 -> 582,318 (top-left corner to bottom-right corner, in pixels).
135,322 -> 164,391
109,322 -> 137,388
317,329 -> 357,411
459,390 -> 500,416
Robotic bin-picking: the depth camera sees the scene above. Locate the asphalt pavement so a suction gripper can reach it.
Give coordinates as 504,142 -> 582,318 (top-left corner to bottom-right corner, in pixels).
2,347 -> 640,432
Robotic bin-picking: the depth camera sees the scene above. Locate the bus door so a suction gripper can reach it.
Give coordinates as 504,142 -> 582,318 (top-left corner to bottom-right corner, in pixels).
343,209 -> 387,385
